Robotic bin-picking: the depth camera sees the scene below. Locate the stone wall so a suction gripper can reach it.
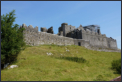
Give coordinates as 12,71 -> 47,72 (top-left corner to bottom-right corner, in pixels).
107,37 -> 117,49
82,30 -> 108,48
22,24 -> 74,46
21,23 -> 118,51
59,23 -> 117,50
74,39 -> 90,48
60,23 -> 76,37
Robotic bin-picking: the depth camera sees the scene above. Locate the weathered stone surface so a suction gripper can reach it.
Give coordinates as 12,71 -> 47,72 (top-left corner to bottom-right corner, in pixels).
21,23 -> 118,51
58,31 -> 63,36
47,26 -> 54,34
41,27 -> 47,32
28,25 -> 33,28
22,23 -> 28,28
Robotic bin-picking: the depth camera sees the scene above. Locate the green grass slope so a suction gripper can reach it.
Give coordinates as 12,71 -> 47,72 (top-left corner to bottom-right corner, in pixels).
1,45 -> 121,81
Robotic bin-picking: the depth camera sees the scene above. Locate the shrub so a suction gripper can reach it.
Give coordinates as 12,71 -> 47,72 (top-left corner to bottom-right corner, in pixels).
111,59 -> 121,74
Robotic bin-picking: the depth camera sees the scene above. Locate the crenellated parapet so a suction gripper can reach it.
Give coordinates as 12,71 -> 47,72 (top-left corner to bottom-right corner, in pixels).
21,24 -> 38,33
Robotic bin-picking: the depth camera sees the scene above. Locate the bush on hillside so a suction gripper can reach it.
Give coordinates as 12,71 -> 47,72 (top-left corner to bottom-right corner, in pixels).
111,59 -> 121,74
1,10 -> 26,69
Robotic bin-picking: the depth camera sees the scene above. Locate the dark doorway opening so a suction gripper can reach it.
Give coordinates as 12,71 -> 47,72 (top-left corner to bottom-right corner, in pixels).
78,42 -> 81,46
97,29 -> 100,34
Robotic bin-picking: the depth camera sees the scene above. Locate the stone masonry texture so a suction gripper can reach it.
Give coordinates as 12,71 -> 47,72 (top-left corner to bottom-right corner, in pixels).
21,23 -> 118,51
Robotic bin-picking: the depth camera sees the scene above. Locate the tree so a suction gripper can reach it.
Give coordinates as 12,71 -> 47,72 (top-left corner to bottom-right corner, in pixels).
1,10 -> 25,69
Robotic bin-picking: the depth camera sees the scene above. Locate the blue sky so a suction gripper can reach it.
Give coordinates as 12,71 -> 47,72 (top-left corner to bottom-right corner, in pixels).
1,1 -> 121,49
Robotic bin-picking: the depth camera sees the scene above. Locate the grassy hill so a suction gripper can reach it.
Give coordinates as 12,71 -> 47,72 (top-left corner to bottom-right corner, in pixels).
1,45 -> 121,81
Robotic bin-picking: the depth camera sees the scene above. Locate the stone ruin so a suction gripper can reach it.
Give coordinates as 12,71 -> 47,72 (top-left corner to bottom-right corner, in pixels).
41,26 -> 54,34
20,23 -> 118,50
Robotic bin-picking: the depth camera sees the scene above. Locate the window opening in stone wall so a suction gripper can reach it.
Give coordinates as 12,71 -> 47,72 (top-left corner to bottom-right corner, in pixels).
78,42 -> 81,46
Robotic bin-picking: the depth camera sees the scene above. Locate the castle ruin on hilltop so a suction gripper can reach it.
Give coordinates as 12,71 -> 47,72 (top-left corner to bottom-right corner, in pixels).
20,23 -> 117,50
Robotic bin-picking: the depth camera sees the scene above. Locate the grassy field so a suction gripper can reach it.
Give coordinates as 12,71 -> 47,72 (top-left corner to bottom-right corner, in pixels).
1,45 -> 121,81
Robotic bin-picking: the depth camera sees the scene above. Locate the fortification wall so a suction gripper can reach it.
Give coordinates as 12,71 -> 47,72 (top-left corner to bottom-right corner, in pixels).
82,30 -> 108,48
22,24 -> 39,46
38,32 -> 74,45
81,29 -> 117,50
74,39 -> 90,48
62,23 -> 76,37
21,23 -> 118,50
22,24 -> 74,46
107,37 -> 117,49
